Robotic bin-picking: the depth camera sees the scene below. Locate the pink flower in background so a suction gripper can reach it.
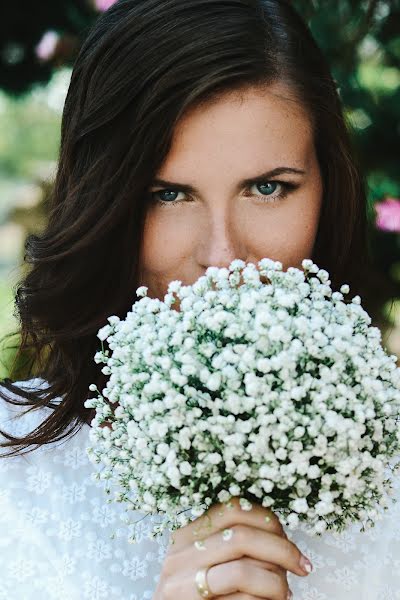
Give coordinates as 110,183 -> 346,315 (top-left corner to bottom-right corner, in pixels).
35,31 -> 60,61
95,0 -> 118,11
375,197 -> 400,233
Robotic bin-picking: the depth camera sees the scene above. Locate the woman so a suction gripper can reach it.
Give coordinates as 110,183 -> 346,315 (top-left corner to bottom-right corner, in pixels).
1,0 -> 398,598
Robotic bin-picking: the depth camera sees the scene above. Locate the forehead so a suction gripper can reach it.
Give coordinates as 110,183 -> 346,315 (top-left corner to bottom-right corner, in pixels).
159,83 -> 315,175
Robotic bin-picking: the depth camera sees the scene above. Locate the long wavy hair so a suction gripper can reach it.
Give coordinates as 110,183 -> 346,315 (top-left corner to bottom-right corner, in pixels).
0,0 -> 372,457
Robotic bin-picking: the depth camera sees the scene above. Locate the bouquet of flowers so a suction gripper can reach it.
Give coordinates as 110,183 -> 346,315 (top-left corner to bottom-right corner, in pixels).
85,258 -> 400,543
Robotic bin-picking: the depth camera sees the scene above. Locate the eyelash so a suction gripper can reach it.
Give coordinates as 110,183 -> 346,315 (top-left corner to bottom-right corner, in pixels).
149,180 -> 299,208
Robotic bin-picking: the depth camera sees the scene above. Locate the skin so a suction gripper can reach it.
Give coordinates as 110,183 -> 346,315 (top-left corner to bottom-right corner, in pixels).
139,82 -> 323,299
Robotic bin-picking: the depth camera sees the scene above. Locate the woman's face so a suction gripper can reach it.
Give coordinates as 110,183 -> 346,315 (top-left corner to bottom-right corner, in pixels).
139,83 -> 323,299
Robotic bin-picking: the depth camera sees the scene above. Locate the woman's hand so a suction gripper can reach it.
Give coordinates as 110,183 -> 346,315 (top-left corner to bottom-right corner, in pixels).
153,496 -> 313,599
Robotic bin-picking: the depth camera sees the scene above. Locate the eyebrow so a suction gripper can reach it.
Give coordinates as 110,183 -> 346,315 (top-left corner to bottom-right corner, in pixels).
151,167 -> 306,194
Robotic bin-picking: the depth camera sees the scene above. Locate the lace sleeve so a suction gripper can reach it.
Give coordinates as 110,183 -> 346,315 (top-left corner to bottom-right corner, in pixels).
0,379 -> 170,600
286,463 -> 400,599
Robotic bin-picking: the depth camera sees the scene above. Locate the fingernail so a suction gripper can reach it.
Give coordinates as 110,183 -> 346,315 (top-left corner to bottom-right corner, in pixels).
287,589 -> 293,600
299,554 -> 313,574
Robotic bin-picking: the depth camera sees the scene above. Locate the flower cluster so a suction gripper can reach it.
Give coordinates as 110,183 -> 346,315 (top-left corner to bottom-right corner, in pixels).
94,0 -> 118,12
375,197 -> 400,233
85,258 -> 400,542
35,31 -> 60,62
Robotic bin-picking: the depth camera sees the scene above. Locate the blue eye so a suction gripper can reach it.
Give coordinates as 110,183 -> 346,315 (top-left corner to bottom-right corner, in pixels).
256,182 -> 279,195
249,181 -> 297,203
149,180 -> 297,207
155,190 -> 182,203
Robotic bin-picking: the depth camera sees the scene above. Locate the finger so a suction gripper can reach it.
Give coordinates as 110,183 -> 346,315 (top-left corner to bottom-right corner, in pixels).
234,556 -> 286,578
167,524 -> 309,579
170,496 -> 287,551
169,560 -> 289,600
216,596 -> 273,600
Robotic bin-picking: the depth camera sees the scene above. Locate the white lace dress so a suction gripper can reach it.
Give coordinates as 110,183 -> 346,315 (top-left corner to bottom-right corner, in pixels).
1,378 -> 399,600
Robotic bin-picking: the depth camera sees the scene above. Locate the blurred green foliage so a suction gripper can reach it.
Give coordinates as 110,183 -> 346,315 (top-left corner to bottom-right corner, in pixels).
0,278 -> 14,339
294,0 -> 400,200
0,0 -> 95,94
296,0 -> 400,328
0,77 -> 63,179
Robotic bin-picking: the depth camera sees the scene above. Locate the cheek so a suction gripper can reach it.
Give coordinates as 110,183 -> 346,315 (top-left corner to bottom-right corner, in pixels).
287,204 -> 321,266
245,194 -> 322,267
140,210 -> 194,273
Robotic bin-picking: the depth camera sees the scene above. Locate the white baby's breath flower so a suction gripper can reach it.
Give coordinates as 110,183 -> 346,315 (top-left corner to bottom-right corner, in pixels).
286,512 -> 300,529
136,286 -> 148,297
86,257 -> 400,542
97,324 -> 112,341
230,259 -> 247,270
301,259 -> 313,270
291,497 -> 309,513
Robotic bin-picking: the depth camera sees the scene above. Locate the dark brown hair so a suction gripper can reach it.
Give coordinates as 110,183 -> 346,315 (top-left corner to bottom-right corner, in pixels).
0,0 -> 372,457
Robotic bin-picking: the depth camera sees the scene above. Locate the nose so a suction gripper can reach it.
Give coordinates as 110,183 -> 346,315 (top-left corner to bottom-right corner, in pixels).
196,208 -> 245,270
